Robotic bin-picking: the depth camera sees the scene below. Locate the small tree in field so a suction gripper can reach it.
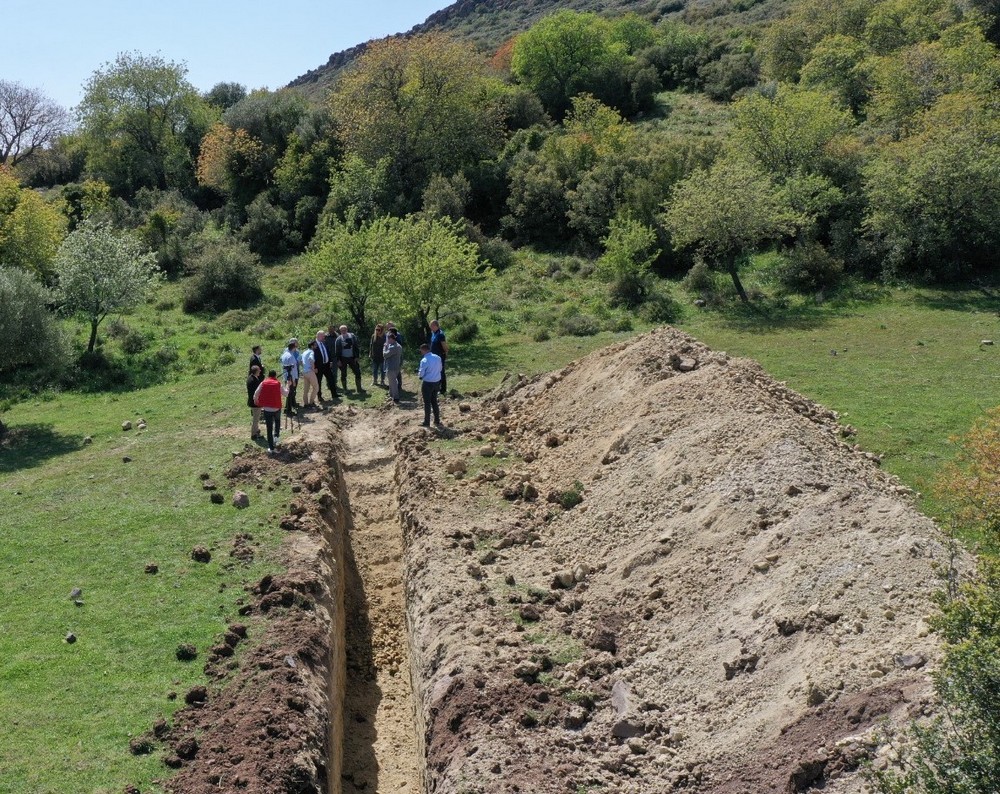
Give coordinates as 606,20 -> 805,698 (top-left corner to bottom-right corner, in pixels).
597,213 -> 660,308
663,156 -> 803,302
54,220 -> 160,353
0,266 -> 66,435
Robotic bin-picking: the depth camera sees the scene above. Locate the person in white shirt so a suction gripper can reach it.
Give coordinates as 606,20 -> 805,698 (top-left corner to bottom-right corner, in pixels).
417,343 -> 443,427
280,339 -> 300,416
301,340 -> 319,408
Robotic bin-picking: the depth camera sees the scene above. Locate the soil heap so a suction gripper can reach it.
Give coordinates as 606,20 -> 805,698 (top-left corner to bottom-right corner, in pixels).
396,327 -> 961,794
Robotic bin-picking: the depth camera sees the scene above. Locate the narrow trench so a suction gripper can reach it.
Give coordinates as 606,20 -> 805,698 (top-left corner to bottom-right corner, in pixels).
336,414 -> 421,794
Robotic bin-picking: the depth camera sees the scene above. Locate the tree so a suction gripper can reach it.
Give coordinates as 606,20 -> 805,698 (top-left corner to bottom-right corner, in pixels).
332,34 -> 505,205
0,266 -> 66,435
313,214 -> 488,336
731,87 -> 855,178
0,81 -> 70,167
511,11 -> 637,119
662,157 -> 804,302
0,167 -> 67,279
54,220 -> 160,353
77,52 -> 208,196
596,213 -> 660,308
862,92 -> 1000,277
204,82 -> 247,110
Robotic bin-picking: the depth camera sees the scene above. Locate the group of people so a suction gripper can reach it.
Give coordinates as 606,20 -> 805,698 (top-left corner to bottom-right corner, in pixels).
244,321 -> 449,452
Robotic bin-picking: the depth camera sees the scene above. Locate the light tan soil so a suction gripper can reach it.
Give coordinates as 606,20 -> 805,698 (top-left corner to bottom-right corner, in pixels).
340,413 -> 421,793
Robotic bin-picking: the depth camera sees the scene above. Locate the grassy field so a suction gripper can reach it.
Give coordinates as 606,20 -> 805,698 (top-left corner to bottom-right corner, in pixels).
1,250 -> 998,792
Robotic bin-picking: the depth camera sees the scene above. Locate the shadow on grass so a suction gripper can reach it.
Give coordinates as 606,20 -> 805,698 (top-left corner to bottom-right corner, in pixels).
0,423 -> 82,473
448,339 -> 508,378
67,352 -> 175,395
709,283 -> 888,333
913,287 -> 1000,315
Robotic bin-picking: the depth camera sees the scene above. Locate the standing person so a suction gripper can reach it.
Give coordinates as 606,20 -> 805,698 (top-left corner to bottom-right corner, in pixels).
334,325 -> 364,393
323,325 -> 339,399
253,369 -> 283,453
246,364 -> 263,440
417,343 -> 443,427
301,340 -> 319,408
249,345 -> 263,376
429,320 -> 449,396
383,332 -> 403,403
386,322 -> 404,394
370,324 -> 386,386
314,330 -> 332,401
280,339 -> 300,416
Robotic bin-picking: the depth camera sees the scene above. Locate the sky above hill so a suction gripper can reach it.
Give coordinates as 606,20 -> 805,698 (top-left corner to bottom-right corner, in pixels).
1,0 -> 448,110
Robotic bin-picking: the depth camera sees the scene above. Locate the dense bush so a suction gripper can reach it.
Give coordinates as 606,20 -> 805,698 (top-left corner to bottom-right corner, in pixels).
182,237 -> 264,313
0,267 -> 66,374
776,242 -> 844,295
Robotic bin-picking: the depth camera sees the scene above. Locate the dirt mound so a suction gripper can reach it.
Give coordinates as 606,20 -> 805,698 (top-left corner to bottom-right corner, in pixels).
396,327 -> 964,793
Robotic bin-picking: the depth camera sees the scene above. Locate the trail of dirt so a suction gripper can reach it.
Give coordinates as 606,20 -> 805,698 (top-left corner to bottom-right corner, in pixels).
340,412 -> 421,794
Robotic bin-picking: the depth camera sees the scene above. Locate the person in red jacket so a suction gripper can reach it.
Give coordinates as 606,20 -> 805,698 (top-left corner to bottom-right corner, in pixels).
253,369 -> 284,453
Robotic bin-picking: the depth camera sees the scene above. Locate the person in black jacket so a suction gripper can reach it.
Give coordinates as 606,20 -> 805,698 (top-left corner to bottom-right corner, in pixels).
246,364 -> 263,440
249,345 -> 263,376
334,325 -> 365,393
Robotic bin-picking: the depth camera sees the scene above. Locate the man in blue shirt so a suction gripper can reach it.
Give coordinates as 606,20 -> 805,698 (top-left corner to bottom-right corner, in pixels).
417,343 -> 443,427
428,320 -> 449,396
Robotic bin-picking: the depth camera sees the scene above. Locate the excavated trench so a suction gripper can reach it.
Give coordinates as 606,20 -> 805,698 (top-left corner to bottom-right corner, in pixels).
331,415 -> 422,794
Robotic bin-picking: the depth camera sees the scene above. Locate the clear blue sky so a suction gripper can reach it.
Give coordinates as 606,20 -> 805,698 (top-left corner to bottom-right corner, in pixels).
0,0 -> 450,110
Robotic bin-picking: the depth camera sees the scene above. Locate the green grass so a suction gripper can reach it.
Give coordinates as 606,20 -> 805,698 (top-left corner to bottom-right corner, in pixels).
0,360 -> 290,792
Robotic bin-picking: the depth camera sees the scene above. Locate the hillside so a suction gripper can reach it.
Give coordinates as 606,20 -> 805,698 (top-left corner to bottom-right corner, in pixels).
287,0 -> 790,98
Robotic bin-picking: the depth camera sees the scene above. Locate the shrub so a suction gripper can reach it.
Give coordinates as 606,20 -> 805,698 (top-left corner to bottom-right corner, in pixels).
152,345 -> 179,367
218,308 -> 258,332
776,242 -> 845,296
0,267 -> 67,375
640,284 -> 682,324
120,329 -> 149,355
105,318 -> 131,339
558,313 -> 600,337
450,317 -> 480,344
183,238 -> 264,314
553,480 -> 585,509
240,194 -> 289,257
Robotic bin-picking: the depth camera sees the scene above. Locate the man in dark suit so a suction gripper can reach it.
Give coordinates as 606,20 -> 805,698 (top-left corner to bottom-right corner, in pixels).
323,325 -> 339,399
314,330 -> 336,400
249,345 -> 263,376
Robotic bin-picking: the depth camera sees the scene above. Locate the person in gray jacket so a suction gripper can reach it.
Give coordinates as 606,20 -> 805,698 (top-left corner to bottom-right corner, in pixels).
382,332 -> 403,403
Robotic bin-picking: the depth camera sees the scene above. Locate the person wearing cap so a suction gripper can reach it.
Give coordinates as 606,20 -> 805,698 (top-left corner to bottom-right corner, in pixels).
417,343 -> 443,427
280,338 -> 300,416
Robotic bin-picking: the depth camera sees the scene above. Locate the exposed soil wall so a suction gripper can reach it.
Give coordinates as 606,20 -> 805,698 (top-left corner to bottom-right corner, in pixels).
159,428 -> 347,794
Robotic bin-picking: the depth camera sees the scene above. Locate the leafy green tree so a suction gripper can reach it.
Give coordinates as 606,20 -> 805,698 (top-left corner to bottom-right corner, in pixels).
54,220 -> 161,352
0,266 -> 66,434
0,167 -> 67,279
862,92 -> 1000,277
320,154 -> 394,229
597,213 -> 660,308
314,214 -> 488,335
77,52 -> 209,196
203,82 -> 247,110
663,156 -> 804,302
182,236 -> 263,313
730,86 -> 855,178
332,34 -> 506,205
511,11 -> 657,119
799,34 -> 871,113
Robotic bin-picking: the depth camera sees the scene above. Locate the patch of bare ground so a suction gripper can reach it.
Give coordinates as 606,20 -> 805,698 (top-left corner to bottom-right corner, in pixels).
395,327 -> 968,794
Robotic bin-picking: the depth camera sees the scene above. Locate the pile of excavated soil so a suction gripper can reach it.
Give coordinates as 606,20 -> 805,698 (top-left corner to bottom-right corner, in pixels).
395,327 -> 966,794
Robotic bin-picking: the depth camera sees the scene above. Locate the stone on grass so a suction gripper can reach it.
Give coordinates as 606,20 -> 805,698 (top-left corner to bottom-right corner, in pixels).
232,491 -> 250,509
209,492 -> 224,505
122,421 -> 132,431
144,562 -> 159,574
176,643 -> 198,661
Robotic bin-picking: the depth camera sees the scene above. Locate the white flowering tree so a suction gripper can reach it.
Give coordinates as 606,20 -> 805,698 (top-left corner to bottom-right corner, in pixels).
54,220 -> 160,353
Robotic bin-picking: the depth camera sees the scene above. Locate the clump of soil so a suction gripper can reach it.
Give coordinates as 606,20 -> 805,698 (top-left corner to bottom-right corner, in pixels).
394,327 -> 965,794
